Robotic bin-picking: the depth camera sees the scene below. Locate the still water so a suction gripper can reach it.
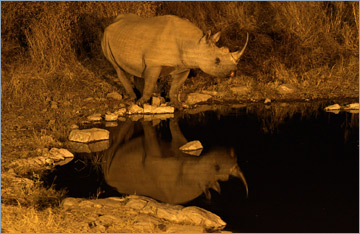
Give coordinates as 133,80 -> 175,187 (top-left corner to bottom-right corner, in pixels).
45,102 -> 359,233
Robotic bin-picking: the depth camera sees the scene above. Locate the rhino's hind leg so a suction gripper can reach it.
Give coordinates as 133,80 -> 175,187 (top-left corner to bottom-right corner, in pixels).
169,70 -> 190,108
114,66 -> 137,101
137,67 -> 162,106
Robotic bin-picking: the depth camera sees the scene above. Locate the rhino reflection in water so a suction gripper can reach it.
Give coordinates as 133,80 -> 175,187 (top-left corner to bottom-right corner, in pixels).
101,119 -> 248,204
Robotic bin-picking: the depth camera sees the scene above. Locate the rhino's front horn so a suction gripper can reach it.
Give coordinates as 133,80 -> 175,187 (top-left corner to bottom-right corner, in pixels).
210,181 -> 221,193
230,164 -> 249,197
231,32 -> 249,63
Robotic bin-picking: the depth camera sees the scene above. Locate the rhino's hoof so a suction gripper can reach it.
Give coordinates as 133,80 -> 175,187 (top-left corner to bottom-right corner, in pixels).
136,98 -> 150,106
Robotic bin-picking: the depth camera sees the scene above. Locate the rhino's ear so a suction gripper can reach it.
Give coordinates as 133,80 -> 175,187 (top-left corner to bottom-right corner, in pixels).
211,31 -> 221,43
200,30 -> 212,44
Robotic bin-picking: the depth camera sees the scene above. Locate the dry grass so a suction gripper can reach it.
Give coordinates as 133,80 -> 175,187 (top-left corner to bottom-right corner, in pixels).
0,2 -> 358,233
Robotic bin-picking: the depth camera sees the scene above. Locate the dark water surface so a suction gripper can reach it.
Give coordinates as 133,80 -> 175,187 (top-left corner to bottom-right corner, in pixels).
45,102 -> 359,233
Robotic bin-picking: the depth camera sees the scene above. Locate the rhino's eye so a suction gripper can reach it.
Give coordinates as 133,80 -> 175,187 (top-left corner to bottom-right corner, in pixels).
215,57 -> 221,65
215,164 -> 220,171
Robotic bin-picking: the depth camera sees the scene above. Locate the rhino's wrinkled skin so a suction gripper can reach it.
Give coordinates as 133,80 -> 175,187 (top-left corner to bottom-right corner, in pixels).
102,14 -> 249,108
101,119 -> 248,204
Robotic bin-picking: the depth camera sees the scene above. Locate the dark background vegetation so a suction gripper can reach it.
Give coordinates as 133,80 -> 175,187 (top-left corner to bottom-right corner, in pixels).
1,1 -> 359,112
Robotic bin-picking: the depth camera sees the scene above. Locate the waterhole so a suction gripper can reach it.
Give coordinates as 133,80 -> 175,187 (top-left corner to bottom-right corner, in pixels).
44,102 -> 359,233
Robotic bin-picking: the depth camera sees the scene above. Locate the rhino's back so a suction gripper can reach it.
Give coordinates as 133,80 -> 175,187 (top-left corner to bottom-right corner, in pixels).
102,14 -> 203,77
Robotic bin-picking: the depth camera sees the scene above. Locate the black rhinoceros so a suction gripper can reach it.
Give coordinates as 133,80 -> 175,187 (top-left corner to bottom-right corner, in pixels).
102,14 -> 249,108
101,119 -> 248,204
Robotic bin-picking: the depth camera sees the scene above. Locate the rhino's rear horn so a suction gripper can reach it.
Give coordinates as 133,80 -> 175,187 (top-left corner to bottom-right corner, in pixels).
211,31 -> 221,43
231,32 -> 249,63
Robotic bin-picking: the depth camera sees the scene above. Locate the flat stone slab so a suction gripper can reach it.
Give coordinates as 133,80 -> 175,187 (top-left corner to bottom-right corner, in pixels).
127,104 -> 144,115
143,104 -> 175,114
230,86 -> 250,96
66,140 -> 110,153
324,104 -> 341,111
344,103 -> 359,110
87,113 -> 102,121
264,98 -> 271,104
185,93 -> 212,105
9,147 -> 74,169
105,113 -> 118,121
277,84 -> 296,94
107,92 -> 123,100
114,108 -> 127,116
61,195 -> 226,232
179,141 -> 203,156
69,128 -> 110,143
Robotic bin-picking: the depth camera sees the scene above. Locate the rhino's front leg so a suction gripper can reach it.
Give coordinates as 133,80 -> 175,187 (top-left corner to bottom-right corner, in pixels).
169,118 -> 188,150
141,121 -> 162,157
137,67 -> 162,106
169,70 -> 190,108
114,66 -> 136,101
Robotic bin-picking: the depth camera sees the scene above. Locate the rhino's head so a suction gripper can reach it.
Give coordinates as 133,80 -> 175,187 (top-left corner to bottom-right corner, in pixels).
195,147 -> 248,199
196,31 -> 249,78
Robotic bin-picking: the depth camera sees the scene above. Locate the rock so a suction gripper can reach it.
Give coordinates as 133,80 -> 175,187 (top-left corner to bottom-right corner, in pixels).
151,96 -> 162,107
277,84 -> 296,94
143,104 -> 175,114
130,115 -> 143,121
69,128 -> 110,143
105,122 -> 118,128
143,104 -> 158,113
326,109 -> 340,114
62,197 -> 79,209
49,148 -> 74,158
87,113 -> 102,121
118,117 -> 127,121
345,109 -> 359,114
344,103 -> 359,110
50,101 -> 58,109
231,104 -> 247,109
230,86 -> 249,96
125,198 -> 148,210
124,195 -> 226,231
70,124 -> 79,129
59,196 -> 225,232
264,98 -> 271,104
165,224 -> 205,233
324,104 -> 341,111
96,215 -> 117,227
202,90 -> 218,96
105,113 -> 118,121
107,92 -> 123,100
152,119 -> 161,126
114,108 -> 127,116
180,206 -> 226,230
179,140 -> 203,151
143,114 -> 174,122
185,93 -> 212,105
184,149 -> 203,156
48,148 -> 74,166
66,140 -> 110,153
134,215 -> 160,232
127,104 -> 144,114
